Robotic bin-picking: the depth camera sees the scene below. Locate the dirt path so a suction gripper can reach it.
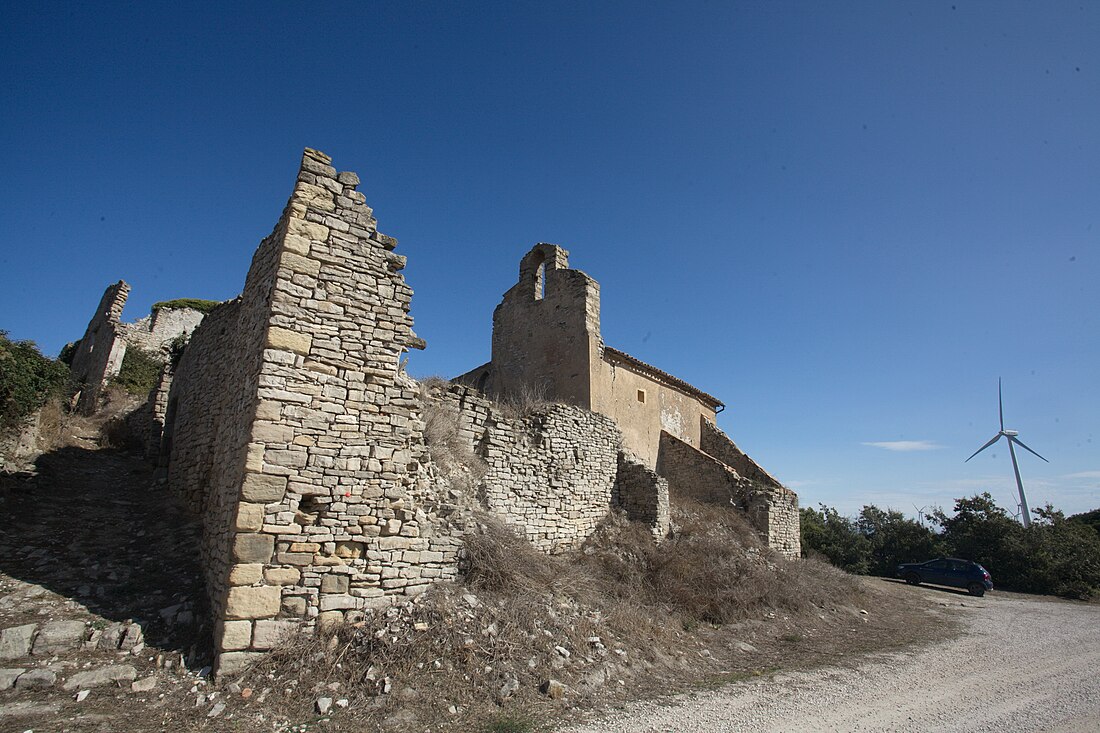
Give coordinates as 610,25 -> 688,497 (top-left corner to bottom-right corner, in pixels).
561,586 -> 1100,733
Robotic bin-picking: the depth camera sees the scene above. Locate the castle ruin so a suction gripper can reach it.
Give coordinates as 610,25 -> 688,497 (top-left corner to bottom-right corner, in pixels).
68,149 -> 800,675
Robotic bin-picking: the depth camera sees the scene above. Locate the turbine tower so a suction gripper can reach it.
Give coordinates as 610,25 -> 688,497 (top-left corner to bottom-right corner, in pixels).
965,379 -> 1048,528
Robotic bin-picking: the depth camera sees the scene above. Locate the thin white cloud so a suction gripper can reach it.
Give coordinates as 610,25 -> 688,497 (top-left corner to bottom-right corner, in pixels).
1062,471 -> 1100,480
862,440 -> 942,452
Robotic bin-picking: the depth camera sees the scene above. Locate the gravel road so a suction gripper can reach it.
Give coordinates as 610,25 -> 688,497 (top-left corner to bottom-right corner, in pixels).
561,584 -> 1100,733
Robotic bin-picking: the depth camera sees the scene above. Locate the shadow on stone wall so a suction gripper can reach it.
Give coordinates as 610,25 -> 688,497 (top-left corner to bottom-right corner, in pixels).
0,446 -> 210,660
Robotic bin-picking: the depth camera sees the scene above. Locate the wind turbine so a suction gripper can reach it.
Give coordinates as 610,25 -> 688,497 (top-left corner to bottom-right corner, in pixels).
965,379 -> 1048,528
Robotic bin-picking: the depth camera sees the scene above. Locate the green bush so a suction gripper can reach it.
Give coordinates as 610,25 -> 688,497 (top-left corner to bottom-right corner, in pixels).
799,505 -> 871,574
857,505 -> 947,576
151,298 -> 221,314
0,330 -> 70,430
111,347 -> 164,396
802,493 -> 1100,600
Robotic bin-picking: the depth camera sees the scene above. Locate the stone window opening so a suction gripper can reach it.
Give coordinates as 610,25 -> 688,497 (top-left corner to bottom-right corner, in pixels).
296,495 -> 322,525
637,389 -> 646,404
535,261 -> 546,300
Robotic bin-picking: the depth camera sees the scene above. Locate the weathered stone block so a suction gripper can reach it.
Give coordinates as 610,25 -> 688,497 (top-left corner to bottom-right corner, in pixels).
261,567 -> 297,586
251,620 -> 298,650
334,541 -> 363,559
281,596 -> 308,618
31,620 -> 85,655
235,503 -> 265,532
316,611 -> 343,632
225,586 -> 281,620
228,563 -> 264,586
266,326 -> 312,356
320,574 -> 349,594
0,624 -> 37,660
241,472 -> 287,502
319,594 -> 358,611
219,620 -> 252,651
287,217 -> 330,242
280,251 -> 321,276
233,533 -> 275,564
62,665 -> 137,690
215,651 -> 264,677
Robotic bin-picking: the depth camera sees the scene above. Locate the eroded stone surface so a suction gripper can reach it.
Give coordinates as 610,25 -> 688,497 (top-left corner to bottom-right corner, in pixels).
0,624 -> 36,660
63,664 -> 138,691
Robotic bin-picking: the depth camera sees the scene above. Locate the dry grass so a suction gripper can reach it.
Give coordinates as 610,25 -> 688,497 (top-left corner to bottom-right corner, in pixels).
419,378 -> 487,493
495,382 -> 553,419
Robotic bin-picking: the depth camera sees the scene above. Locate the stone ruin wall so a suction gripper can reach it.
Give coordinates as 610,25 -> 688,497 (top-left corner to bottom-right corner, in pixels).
423,383 -> 669,550
699,420 -> 800,557
119,305 -> 207,356
69,280 -> 130,414
160,150 -> 447,673
657,430 -> 800,558
67,279 -> 211,419
103,147 -> 797,673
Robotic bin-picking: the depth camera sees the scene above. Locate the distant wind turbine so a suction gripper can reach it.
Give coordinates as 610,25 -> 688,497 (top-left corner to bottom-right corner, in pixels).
965,379 -> 1048,528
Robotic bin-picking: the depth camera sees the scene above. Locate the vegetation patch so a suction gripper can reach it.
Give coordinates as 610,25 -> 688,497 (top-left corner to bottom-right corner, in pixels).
111,347 -> 164,396
802,493 -> 1100,599
151,297 -> 221,314
0,330 -> 70,431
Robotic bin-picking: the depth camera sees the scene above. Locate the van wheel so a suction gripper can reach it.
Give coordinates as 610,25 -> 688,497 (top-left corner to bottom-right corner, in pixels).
967,583 -> 985,597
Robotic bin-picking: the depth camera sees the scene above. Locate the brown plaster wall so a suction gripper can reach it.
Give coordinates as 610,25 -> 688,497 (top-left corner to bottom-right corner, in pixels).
590,356 -> 718,469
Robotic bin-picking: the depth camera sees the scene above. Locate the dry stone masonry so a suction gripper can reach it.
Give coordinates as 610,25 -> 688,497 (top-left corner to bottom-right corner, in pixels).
68,280 -> 210,414
422,383 -> 669,550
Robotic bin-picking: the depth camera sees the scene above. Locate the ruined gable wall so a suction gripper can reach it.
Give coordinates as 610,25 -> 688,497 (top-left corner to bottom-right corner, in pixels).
700,419 -> 783,488
590,356 -> 717,469
162,149 -> 468,675
699,420 -> 800,557
487,244 -> 600,409
119,306 -> 206,356
69,280 -> 130,413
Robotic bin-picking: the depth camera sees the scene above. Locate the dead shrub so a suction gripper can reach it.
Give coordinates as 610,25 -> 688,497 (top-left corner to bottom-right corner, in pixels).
495,382 -> 552,419
419,379 -> 487,492
463,517 -> 558,595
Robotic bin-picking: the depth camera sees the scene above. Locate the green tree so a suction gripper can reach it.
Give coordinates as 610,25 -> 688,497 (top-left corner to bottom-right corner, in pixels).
856,505 -> 945,576
0,330 -> 70,430
931,493 -> 1022,577
800,504 -> 871,574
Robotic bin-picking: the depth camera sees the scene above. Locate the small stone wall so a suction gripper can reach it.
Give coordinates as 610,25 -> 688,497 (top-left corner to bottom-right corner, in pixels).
657,431 -> 800,558
612,453 -> 670,540
425,384 -> 627,552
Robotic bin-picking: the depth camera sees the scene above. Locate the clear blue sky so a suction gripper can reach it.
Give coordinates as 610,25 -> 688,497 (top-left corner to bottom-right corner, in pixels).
2,2 -> 1096,518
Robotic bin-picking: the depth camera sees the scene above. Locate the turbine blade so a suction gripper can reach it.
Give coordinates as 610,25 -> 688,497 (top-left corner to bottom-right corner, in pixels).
965,434 -> 1002,463
999,378 -> 1004,432
1010,436 -> 1049,463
